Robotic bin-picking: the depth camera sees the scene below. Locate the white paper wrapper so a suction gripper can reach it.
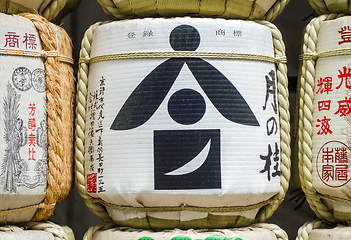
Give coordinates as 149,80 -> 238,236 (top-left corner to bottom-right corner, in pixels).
89,225 -> 285,240
85,17 -> 281,223
311,16 -> 351,217
0,14 -> 47,222
0,228 -> 54,240
308,225 -> 351,240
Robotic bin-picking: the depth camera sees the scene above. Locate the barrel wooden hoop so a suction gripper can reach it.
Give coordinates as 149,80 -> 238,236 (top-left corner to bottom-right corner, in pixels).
83,222 -> 288,240
96,0 -> 289,22
296,13 -> 348,223
74,18 -> 290,224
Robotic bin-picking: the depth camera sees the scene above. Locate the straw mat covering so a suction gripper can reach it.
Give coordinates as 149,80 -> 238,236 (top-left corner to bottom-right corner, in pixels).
83,222 -> 288,240
0,0 -> 81,24
75,17 -> 290,229
0,221 -> 74,240
97,0 -> 289,22
0,12 -> 74,222
309,0 -> 351,15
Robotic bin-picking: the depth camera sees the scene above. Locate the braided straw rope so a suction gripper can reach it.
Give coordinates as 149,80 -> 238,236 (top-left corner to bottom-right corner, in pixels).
296,220 -> 324,240
296,13 -> 348,223
0,221 -> 73,240
83,222 -> 288,240
0,13 -> 75,222
96,0 -> 289,22
75,18 -> 290,226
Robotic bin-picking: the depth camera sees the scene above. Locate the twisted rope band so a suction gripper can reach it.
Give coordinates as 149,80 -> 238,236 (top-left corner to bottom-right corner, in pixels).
299,48 -> 351,61
0,48 -> 74,65
75,19 -> 290,225
79,51 -> 287,65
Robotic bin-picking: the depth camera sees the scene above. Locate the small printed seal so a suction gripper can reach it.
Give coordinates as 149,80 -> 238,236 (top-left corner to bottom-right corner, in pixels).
12,67 -> 32,92
31,68 -> 46,93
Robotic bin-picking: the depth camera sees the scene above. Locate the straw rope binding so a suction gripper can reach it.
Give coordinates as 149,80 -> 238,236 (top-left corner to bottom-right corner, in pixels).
75,18 -> 290,225
296,13 -> 347,223
0,13 -> 75,222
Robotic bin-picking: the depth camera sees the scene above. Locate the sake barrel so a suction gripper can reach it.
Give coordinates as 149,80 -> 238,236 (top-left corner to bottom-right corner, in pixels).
308,0 -> 351,15
0,12 -> 74,223
97,0 -> 290,22
0,221 -> 75,240
0,0 -> 81,24
296,219 -> 351,240
75,17 -> 290,229
296,14 -> 351,223
84,222 -> 288,240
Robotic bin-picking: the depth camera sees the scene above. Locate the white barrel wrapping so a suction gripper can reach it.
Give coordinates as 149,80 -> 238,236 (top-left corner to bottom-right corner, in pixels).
0,13 -> 47,223
309,16 -> 351,221
85,223 -> 288,240
82,17 -> 287,228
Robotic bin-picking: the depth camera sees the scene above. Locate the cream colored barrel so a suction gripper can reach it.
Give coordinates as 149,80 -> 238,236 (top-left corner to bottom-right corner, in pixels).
0,221 -> 75,240
296,13 -> 351,223
96,0 -> 290,22
84,222 -> 288,240
308,0 -> 351,15
0,0 -> 81,24
75,17 -> 290,229
296,220 -> 351,240
0,12 -> 74,223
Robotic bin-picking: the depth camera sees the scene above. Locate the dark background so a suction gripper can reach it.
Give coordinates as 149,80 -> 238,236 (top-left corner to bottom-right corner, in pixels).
50,0 -> 317,239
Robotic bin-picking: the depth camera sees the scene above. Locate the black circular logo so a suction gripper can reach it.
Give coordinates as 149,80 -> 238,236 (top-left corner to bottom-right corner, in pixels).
168,88 -> 206,125
12,67 -> 32,92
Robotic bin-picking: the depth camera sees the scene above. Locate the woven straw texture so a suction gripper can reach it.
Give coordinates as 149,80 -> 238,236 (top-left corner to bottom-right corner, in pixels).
0,221 -> 74,240
293,13 -> 351,223
309,0 -> 351,15
0,0 -> 81,24
96,0 -> 290,22
74,18 -> 290,229
83,222 -> 288,240
0,13 -> 74,222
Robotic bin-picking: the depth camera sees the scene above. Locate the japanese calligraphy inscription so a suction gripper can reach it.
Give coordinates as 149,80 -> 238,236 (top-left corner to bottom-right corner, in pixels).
312,17 -> 351,194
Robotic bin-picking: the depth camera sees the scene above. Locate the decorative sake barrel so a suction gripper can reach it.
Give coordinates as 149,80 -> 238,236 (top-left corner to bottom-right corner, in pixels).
0,0 -> 81,24
295,14 -> 351,223
297,220 -> 351,240
97,0 -> 290,22
0,12 -> 74,223
308,0 -> 351,15
75,17 -> 290,229
84,222 -> 288,240
0,221 -> 75,240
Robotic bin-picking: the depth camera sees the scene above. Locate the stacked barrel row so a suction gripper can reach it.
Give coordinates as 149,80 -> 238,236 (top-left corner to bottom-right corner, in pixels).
75,0 -> 291,239
0,0 -> 79,239
293,0 -> 351,238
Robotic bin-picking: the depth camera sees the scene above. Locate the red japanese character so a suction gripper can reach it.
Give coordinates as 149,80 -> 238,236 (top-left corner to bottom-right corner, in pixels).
316,77 -> 333,94
28,118 -> 36,131
336,165 -> 348,181
322,164 -> 334,181
4,32 -> 19,48
316,116 -> 333,135
23,33 -> 37,49
28,133 -> 36,147
318,100 -> 331,111
28,148 -> 36,161
339,26 -> 351,45
334,97 -> 351,116
337,66 -> 351,89
28,103 -> 36,116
